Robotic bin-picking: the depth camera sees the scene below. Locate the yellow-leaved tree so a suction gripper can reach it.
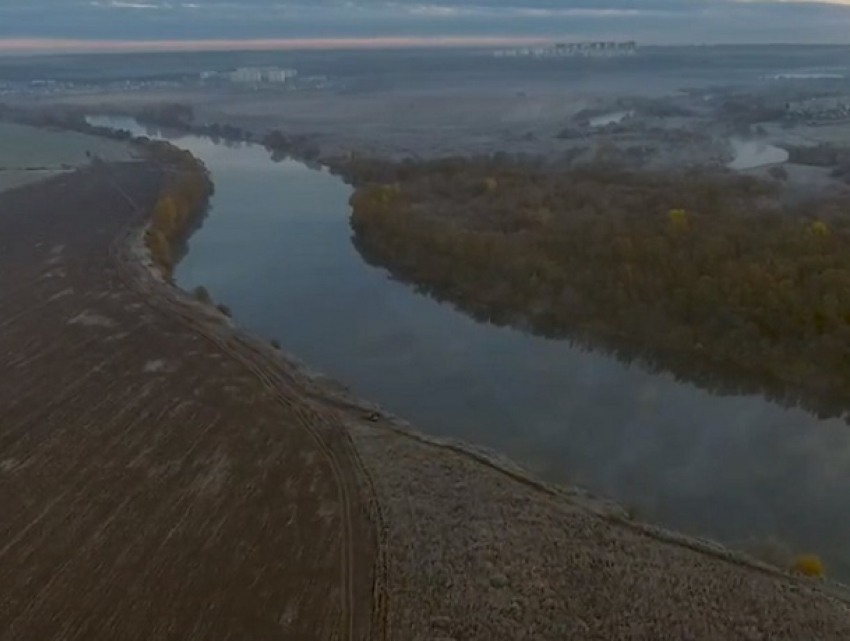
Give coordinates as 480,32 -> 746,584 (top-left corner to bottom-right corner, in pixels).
153,195 -> 179,239
668,208 -> 689,232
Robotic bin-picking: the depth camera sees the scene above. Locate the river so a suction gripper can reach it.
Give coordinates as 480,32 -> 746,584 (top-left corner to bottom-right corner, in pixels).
589,111 -> 634,127
90,115 -> 850,580
728,138 -> 789,170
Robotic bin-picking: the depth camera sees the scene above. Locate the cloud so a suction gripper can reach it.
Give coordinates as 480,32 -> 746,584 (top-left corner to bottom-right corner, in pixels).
503,7 -> 668,17
389,3 -> 676,18
97,1 -> 161,8
734,0 -> 850,4
88,0 -> 165,7
402,5 -> 470,17
1,0 -> 850,45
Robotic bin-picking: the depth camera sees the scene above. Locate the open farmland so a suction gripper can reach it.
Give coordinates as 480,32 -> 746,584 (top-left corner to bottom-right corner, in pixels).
0,122 -> 132,193
0,164 -> 378,640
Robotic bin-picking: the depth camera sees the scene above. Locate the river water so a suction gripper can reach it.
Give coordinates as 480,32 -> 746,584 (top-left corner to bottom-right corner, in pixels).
90,115 -> 850,579
589,111 -> 634,127
728,138 -> 789,170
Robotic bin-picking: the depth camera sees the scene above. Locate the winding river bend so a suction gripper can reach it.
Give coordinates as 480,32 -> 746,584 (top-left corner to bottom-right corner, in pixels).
91,115 -> 850,579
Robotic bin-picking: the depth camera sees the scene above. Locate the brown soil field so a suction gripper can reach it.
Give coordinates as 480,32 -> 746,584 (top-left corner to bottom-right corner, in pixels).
6,161 -> 850,640
0,163 -> 379,640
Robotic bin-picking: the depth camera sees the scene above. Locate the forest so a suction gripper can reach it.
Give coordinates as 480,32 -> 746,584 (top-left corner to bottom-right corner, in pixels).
349,158 -> 850,417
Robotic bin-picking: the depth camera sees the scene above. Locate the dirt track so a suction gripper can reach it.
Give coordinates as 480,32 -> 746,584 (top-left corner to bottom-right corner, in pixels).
0,164 -> 378,640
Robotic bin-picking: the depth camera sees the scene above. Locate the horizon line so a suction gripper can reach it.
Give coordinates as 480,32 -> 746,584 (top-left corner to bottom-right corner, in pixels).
0,36 -> 555,56
1,37 -> 848,56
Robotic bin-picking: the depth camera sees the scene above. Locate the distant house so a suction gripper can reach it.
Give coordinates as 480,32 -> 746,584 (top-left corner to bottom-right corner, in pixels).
265,68 -> 298,83
230,68 -> 263,83
225,67 -> 298,84
786,96 -> 850,123
494,41 -> 638,59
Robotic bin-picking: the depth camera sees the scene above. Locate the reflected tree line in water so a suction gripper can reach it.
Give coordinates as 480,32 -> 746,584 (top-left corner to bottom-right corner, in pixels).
353,234 -> 849,422
347,157 -> 850,423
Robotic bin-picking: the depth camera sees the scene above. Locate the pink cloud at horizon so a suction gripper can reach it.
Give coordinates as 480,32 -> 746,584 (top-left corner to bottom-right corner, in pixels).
0,36 -> 553,55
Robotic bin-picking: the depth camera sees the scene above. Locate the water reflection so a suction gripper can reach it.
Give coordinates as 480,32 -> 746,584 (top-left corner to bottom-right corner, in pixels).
91,115 -> 850,581
353,233 -> 850,421
589,110 -> 634,127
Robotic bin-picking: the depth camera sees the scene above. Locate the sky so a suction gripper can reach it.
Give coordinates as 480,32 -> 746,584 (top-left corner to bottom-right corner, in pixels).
2,0 -> 850,52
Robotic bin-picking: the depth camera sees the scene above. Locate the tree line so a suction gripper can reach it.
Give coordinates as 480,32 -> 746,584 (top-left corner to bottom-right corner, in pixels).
141,140 -> 213,278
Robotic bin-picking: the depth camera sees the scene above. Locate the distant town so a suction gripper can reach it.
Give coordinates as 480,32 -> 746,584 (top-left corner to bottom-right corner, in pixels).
0,65 -> 333,99
200,66 -> 299,85
785,96 -> 850,125
493,41 -> 638,59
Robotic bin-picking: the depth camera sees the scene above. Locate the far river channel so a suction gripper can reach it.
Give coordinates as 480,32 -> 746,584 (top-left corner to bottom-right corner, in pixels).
90,115 -> 850,580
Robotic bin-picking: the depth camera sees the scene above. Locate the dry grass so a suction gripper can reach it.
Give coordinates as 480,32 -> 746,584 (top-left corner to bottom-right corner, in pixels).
349,420 -> 850,640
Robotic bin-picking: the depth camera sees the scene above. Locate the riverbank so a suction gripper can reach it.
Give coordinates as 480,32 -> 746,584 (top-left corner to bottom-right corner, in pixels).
4,161 -> 850,638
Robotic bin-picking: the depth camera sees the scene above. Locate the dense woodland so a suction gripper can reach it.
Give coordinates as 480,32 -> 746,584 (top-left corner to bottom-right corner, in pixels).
350,159 -> 850,417
141,140 -> 213,278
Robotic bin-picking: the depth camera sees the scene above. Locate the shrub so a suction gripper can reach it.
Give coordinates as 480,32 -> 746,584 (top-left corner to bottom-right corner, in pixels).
768,165 -> 788,181
739,535 -> 792,569
216,303 -> 232,317
624,504 -> 642,521
270,339 -> 281,349
809,220 -> 830,237
192,286 -> 212,305
791,554 -> 825,578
